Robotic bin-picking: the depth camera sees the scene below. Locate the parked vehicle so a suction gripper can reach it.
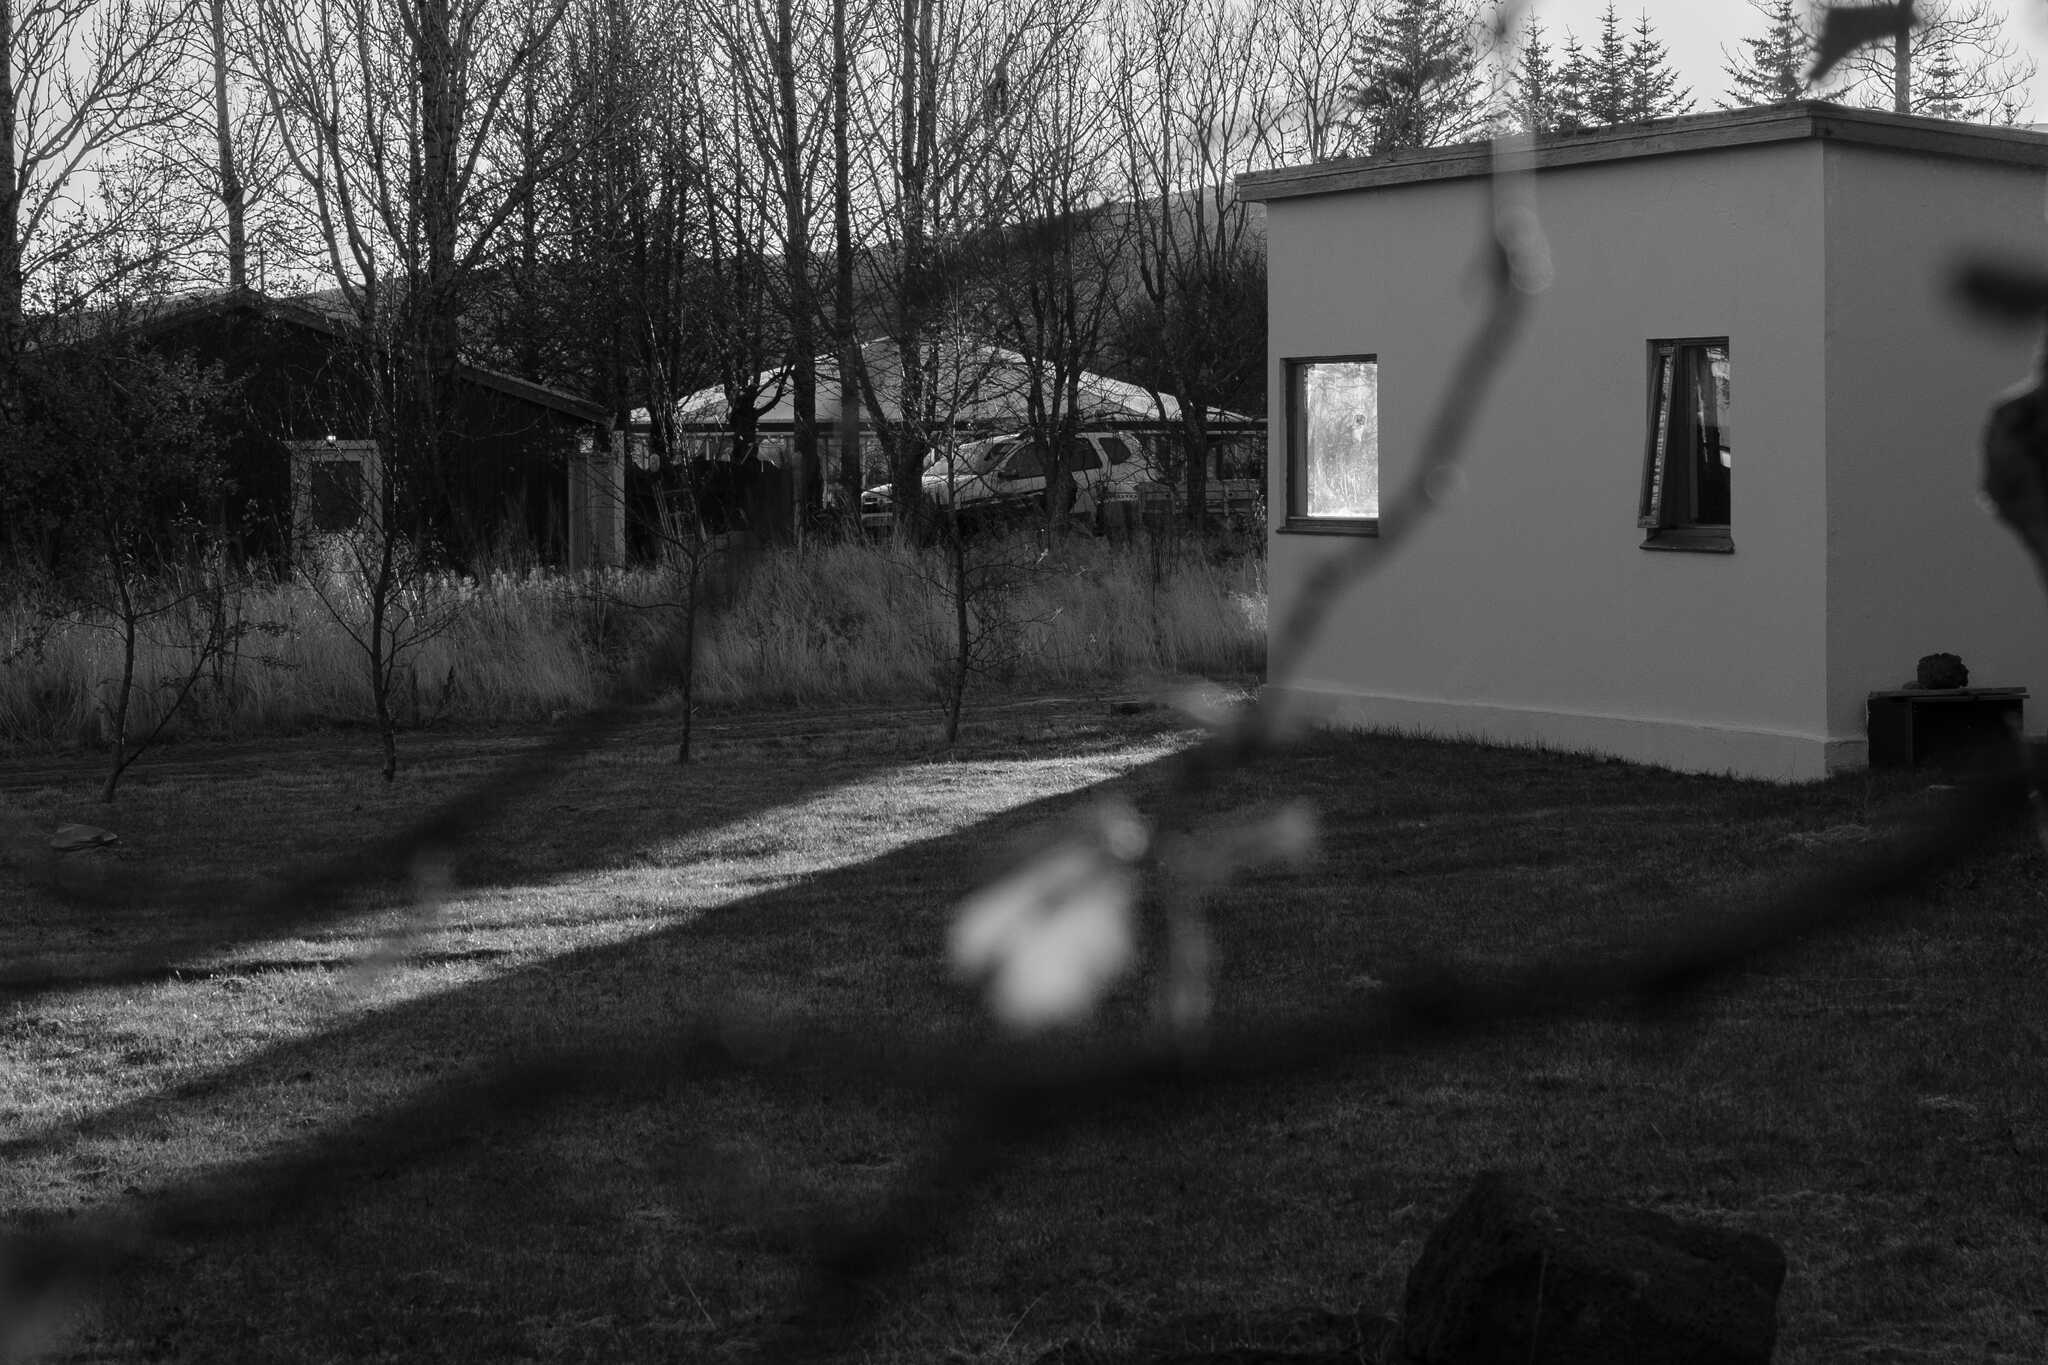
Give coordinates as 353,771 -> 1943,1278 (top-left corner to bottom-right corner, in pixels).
858,430 -> 1163,533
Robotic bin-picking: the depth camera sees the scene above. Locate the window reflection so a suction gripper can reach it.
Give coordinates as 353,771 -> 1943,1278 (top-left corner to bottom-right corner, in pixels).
1291,358 -> 1379,519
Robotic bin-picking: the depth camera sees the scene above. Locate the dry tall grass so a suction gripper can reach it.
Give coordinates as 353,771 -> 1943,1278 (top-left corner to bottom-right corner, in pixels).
0,532 -> 1264,749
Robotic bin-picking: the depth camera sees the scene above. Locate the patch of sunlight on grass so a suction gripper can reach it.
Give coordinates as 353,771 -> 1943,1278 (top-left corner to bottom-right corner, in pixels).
0,730 -> 1193,1222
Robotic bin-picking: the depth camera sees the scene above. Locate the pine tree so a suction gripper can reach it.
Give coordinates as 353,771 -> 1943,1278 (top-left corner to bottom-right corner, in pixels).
1722,0 -> 1810,108
1556,32 -> 1591,133
1581,4 -> 1633,127
1919,41 -> 1973,120
1625,14 -> 1692,121
1556,7 -> 1691,131
1340,0 -> 1487,156
1508,16 -> 1561,135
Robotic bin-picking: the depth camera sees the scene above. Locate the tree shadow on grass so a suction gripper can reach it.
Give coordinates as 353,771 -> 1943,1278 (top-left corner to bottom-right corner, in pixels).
8,744 -> 1193,1363
0,703 -> 1170,999
15,728 -> 2044,1364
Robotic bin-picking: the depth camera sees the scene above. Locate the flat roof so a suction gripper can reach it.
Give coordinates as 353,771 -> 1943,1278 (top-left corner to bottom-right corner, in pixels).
1238,101 -> 2048,203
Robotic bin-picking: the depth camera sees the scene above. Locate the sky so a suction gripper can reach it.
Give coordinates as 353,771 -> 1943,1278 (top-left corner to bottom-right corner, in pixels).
1524,0 -> 2048,121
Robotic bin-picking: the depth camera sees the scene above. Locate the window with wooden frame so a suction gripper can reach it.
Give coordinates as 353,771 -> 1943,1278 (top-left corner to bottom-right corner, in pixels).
1640,339 -> 1731,552
291,439 -> 381,548
1283,356 -> 1380,534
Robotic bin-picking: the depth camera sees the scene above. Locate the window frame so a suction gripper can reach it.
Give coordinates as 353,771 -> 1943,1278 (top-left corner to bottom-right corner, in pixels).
1639,337 -> 1733,554
1281,354 -> 1380,537
290,439 -> 381,553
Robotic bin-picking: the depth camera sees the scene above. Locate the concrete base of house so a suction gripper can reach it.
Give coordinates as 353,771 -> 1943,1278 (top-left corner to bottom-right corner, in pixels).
1264,683 -> 1868,783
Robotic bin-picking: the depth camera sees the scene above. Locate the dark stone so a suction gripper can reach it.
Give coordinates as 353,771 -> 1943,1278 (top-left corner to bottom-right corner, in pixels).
1400,1172 -> 1785,1365
1914,653 -> 1969,689
48,822 -> 119,854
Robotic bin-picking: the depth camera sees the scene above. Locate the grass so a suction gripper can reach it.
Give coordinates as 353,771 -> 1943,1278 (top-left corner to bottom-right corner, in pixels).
0,532 -> 1265,751
2,706 -> 2045,1363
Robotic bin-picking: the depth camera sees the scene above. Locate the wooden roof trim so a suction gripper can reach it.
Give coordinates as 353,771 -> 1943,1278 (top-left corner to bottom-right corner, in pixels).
462,368 -> 609,425
1238,102 -> 2048,203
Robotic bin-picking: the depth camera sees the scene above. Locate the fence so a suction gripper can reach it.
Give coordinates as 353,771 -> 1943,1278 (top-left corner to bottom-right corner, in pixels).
5,7 -> 2043,1359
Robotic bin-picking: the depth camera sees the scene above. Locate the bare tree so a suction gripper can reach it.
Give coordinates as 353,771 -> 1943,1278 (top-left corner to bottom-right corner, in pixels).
879,326 -> 1036,743
115,0 -> 323,294
250,0 -> 576,540
248,0 -> 574,775
1272,0 -> 1373,161
984,11 -> 1132,545
702,0 -> 835,533
827,0 -> 865,514
1827,0 -> 2036,122
1,0 -> 195,388
1106,0 -> 1280,528
840,0 -> 1065,528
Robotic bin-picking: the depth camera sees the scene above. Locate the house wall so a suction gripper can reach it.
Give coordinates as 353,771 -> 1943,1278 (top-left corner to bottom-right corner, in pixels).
1264,141 -> 1837,779
153,308 -> 584,566
1822,145 -> 2048,755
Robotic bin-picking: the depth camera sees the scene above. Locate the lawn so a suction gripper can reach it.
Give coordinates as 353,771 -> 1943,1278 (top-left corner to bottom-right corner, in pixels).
1,700 -> 2044,1363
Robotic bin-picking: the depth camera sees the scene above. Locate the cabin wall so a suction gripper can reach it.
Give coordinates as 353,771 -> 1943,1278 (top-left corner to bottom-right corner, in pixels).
1263,141 -> 1836,779
1821,143 -> 2048,754
149,309 -> 584,567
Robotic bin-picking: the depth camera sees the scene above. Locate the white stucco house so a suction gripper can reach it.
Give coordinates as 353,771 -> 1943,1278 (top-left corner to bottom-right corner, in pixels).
1241,102 -> 2048,782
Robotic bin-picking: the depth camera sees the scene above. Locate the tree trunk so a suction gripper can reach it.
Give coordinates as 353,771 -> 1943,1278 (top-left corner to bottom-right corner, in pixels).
210,0 -> 247,291
675,546 -> 698,763
102,570 -> 139,804
889,0 -> 930,519
1181,411 -> 1211,529
1,0 -> 23,398
945,520 -> 968,745
371,523 -> 400,782
772,0 -> 820,532
415,0 -> 465,559
515,61 -> 543,378
832,0 -> 861,513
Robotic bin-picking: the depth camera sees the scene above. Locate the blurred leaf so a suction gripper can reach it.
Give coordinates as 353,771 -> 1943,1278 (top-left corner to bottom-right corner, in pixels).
1810,1 -> 1916,83
949,801 -> 1146,1032
950,845 -> 1136,1031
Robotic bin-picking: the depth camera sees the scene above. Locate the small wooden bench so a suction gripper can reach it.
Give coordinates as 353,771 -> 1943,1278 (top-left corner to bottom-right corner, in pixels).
1866,687 -> 2027,769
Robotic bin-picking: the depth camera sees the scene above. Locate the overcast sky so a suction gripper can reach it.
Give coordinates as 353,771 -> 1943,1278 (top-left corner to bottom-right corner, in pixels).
1523,0 -> 2048,121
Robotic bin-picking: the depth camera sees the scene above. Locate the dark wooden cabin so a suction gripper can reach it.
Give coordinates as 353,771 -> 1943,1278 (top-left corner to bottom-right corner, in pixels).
128,289 -> 620,570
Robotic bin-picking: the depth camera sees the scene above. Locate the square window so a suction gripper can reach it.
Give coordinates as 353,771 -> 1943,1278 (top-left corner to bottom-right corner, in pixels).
1284,357 -> 1379,533
1640,340 -> 1731,552
291,439 -> 382,555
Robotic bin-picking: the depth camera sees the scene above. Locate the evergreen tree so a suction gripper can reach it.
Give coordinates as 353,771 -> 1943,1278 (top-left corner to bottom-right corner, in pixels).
1556,32 -> 1591,133
1581,4 -> 1633,127
1340,0 -> 1487,156
1625,14 -> 1692,121
1919,41 -> 1973,120
1508,16 -> 1561,135
1722,0 -> 1811,108
1555,7 -> 1691,131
